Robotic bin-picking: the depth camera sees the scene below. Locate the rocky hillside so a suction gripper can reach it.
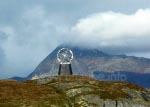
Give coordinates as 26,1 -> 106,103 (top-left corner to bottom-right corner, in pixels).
1,75 -> 150,107
26,45 -> 150,88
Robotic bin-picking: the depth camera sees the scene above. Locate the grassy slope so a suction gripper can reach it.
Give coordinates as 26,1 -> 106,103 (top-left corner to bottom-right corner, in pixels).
0,75 -> 149,107
0,80 -> 68,107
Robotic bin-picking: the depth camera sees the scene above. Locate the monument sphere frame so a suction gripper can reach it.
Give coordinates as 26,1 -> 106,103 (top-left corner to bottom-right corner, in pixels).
57,48 -> 73,64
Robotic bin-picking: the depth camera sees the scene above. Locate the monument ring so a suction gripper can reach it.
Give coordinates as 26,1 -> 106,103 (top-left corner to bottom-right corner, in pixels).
57,48 -> 73,64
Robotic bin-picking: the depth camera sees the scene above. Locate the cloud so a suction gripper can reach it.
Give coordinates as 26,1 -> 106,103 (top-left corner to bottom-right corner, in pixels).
0,6 -> 68,78
68,9 -> 150,54
0,31 -> 7,64
0,3 -> 150,78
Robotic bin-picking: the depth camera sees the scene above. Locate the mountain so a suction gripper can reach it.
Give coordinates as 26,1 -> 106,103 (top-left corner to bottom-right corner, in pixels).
1,75 -> 150,107
9,76 -> 26,82
26,45 -> 150,88
94,71 -> 150,88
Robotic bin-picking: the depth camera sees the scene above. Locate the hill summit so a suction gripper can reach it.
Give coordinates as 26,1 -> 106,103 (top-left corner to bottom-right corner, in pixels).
1,75 -> 150,107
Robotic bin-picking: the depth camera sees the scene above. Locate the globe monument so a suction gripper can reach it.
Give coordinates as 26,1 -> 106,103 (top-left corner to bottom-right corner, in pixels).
57,48 -> 73,75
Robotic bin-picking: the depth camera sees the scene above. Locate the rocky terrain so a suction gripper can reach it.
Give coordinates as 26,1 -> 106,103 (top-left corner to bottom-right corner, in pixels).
1,75 -> 150,107
24,45 -> 150,88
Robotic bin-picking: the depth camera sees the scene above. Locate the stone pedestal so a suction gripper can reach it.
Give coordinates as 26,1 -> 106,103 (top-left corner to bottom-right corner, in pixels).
58,64 -> 73,75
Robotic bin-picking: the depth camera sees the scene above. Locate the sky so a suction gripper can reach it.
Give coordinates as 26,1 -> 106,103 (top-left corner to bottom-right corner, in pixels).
0,0 -> 150,79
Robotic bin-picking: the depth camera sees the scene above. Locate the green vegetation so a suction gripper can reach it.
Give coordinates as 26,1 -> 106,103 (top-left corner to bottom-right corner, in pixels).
0,75 -> 149,107
0,80 -> 68,107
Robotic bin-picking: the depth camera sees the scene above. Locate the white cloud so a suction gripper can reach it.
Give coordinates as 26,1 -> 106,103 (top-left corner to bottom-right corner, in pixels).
70,9 -> 150,50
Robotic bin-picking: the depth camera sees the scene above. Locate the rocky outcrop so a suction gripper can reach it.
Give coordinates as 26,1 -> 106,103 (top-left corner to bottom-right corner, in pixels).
1,75 -> 150,106
34,75 -> 150,107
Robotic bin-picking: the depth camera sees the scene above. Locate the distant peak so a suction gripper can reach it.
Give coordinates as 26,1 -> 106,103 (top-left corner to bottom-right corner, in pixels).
51,45 -> 109,58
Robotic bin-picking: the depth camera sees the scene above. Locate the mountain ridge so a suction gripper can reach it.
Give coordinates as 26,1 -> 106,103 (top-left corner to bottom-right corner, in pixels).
12,45 -> 150,88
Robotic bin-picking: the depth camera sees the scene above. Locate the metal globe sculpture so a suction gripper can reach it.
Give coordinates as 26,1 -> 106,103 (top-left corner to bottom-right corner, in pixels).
57,48 -> 73,64
57,48 -> 73,75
